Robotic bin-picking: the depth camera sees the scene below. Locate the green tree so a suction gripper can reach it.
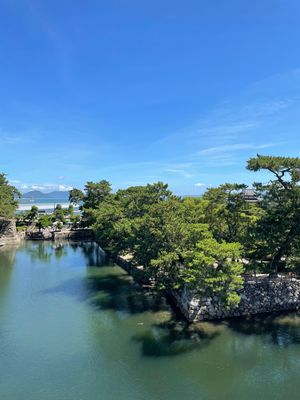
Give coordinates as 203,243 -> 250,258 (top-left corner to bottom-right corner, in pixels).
0,173 -> 20,218
202,183 -> 256,243
84,180 -> 112,209
53,204 -> 65,224
27,205 -> 39,223
36,215 -> 52,231
71,180 -> 112,227
247,155 -> 300,272
184,239 -> 244,307
92,182 -> 245,305
69,188 -> 84,205
67,204 -> 74,216
70,214 -> 81,228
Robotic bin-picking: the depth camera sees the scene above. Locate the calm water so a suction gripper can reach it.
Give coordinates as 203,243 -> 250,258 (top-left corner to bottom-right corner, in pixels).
1,242 -> 300,400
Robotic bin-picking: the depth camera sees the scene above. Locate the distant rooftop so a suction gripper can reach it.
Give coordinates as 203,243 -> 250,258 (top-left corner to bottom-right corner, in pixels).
242,188 -> 258,203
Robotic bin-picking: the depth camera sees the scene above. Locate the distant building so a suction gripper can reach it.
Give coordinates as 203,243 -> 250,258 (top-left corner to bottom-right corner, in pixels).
242,188 -> 258,203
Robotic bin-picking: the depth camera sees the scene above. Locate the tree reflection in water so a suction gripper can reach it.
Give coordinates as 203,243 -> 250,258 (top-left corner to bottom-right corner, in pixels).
35,241 -> 300,358
225,312 -> 300,347
0,245 -> 17,295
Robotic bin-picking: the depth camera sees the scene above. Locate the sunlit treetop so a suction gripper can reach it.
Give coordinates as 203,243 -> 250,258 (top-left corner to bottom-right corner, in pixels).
247,154 -> 300,188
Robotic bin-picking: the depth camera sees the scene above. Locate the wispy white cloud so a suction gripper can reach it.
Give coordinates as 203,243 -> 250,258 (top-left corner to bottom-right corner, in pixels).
155,70 -> 300,154
164,168 -> 194,178
194,182 -> 206,187
0,132 -> 28,145
198,142 -> 277,156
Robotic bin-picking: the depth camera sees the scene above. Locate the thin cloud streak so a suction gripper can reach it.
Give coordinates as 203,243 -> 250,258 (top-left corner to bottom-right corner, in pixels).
198,142 -> 277,156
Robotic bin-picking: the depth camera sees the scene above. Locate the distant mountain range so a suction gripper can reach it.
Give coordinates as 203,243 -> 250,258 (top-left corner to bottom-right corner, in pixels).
21,190 -> 70,200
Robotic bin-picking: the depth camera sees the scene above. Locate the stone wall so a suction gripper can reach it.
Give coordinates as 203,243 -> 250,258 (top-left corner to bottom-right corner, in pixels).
26,228 -> 94,241
101,251 -> 300,322
0,218 -> 19,243
54,229 -> 94,241
113,254 -> 149,284
172,275 -> 300,322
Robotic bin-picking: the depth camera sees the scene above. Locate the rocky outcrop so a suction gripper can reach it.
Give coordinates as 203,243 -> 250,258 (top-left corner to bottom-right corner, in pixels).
0,218 -> 19,244
172,275 -> 300,322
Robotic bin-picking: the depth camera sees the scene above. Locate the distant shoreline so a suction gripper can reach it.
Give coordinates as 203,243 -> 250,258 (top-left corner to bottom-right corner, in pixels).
18,202 -> 71,211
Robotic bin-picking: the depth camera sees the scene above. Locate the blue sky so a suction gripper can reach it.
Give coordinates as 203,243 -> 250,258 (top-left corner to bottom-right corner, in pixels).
1,0 -> 300,194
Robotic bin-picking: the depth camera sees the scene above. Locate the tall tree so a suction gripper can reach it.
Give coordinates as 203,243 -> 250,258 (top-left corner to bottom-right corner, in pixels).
36,215 -> 52,231
27,205 -> 39,222
53,204 -> 65,224
202,183 -> 255,244
247,155 -> 300,272
0,173 -> 20,218
69,188 -> 84,205
84,180 -> 112,209
71,180 -> 112,226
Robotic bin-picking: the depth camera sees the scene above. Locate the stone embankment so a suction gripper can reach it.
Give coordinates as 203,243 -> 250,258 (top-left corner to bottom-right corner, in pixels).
0,218 -> 20,244
0,218 -> 94,245
53,229 -> 94,241
26,228 -> 94,241
114,254 -> 300,322
173,275 -> 300,322
111,254 -> 149,284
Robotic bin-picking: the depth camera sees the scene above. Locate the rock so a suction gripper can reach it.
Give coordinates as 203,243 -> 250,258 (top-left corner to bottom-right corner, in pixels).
171,275 -> 300,322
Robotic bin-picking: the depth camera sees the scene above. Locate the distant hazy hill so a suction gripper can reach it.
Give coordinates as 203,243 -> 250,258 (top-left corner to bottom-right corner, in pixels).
22,190 -> 69,200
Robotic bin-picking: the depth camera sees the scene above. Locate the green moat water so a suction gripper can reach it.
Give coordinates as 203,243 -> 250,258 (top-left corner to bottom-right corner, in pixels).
1,241 -> 300,400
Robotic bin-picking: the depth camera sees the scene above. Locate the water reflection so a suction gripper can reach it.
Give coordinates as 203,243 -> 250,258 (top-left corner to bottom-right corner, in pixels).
86,273 -> 167,315
79,242 -> 108,266
36,241 -> 300,358
0,245 -> 17,296
226,312 -> 300,347
84,270 -> 222,357
85,267 -> 300,356
25,240 -> 107,267
68,241 -> 108,266
132,320 -> 222,357
0,245 -> 17,270
26,241 -> 53,263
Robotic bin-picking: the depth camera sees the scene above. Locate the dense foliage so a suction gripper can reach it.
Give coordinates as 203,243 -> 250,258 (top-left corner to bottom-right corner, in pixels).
72,182 -> 244,306
0,173 -> 20,218
247,155 -> 300,272
71,155 -> 300,307
3,154 -> 300,308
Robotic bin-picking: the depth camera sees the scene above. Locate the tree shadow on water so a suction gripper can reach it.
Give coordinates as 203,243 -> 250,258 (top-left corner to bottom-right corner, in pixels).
85,273 -> 167,315
84,272 -> 222,357
132,319 -> 222,357
37,241 -> 221,358
75,241 -> 108,267
224,311 -> 300,347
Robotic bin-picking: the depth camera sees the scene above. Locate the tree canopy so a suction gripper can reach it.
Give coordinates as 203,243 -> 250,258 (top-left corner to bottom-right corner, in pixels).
0,173 -> 20,218
90,181 -> 244,306
75,155 -> 300,307
4,154 -> 300,308
247,154 -> 300,272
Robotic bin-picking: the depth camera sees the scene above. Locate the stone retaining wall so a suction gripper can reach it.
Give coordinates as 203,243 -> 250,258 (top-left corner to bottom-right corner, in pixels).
0,218 -> 19,243
172,276 -> 300,322
54,229 -> 94,241
113,254 -> 149,284
99,251 -> 300,323
26,229 -> 94,241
